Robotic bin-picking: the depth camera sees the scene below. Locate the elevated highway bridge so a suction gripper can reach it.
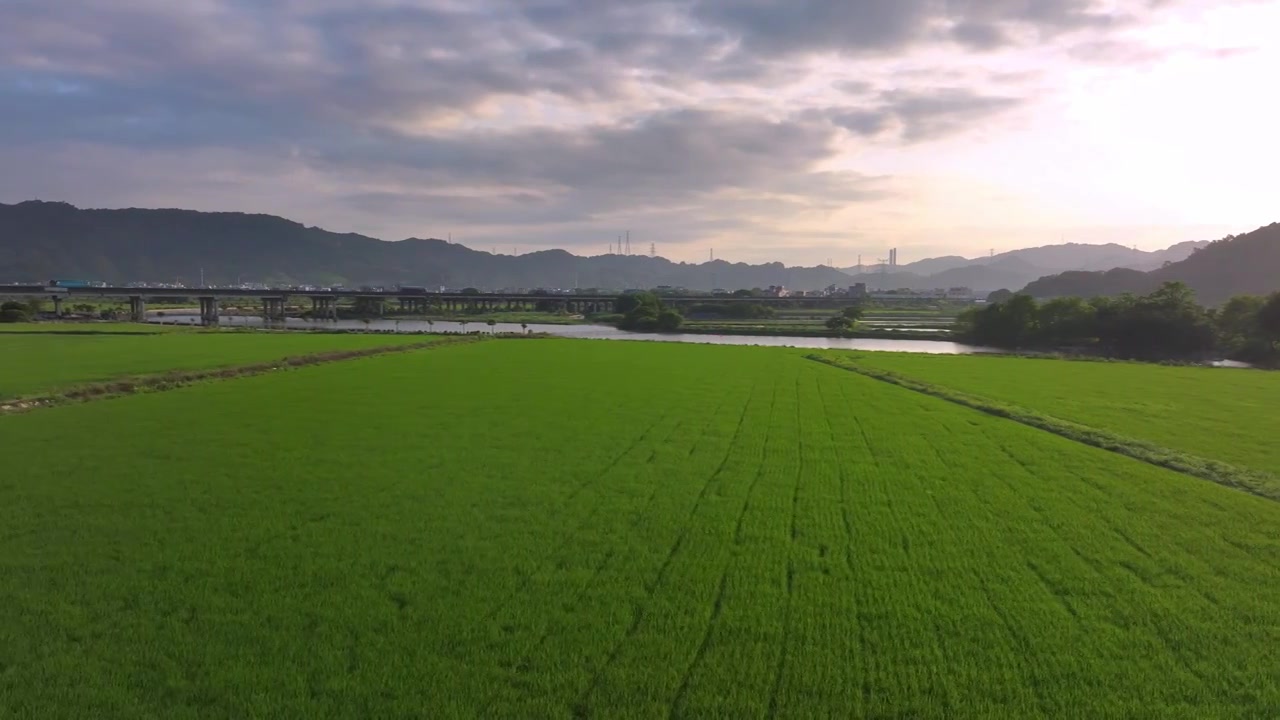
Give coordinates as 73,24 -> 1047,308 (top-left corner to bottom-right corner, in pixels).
1,285 -> 864,323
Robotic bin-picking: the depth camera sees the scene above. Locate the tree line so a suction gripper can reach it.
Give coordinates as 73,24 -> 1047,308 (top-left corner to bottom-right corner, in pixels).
961,282 -> 1280,363
613,292 -> 684,331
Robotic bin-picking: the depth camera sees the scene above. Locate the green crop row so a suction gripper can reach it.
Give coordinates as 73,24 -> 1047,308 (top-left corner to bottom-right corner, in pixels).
0,329 -> 439,400
2,340 -> 1278,717
842,351 -> 1280,476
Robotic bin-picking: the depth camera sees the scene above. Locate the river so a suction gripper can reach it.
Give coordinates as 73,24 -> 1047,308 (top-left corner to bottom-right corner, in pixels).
147,313 -> 1000,354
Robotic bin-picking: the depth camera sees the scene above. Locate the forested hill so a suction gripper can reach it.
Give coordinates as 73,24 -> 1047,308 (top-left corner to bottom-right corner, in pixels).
1,199 -> 1260,294
0,200 -> 859,290
1020,222 -> 1280,305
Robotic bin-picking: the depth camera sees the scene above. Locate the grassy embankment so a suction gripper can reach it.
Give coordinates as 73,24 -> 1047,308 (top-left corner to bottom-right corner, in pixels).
1,340 -> 1277,717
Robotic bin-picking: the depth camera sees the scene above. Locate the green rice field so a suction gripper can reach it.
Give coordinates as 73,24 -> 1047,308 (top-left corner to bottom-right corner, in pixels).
0,322 -> 177,333
0,326 -> 432,399
846,352 -> 1280,475
1,339 -> 1278,718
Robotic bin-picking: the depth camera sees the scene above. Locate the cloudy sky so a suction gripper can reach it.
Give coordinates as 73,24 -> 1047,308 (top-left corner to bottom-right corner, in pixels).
2,0 -> 1277,265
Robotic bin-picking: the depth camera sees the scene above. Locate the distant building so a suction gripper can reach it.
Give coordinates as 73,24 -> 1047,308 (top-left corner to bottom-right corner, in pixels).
848,283 -> 868,298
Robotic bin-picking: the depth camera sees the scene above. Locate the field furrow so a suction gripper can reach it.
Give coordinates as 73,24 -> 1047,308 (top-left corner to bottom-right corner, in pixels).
1,340 -> 1278,718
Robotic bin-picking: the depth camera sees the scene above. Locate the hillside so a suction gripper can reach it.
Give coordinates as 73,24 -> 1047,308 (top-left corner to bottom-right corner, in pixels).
846,240 -> 1208,290
0,201 -> 858,290
0,200 -> 1222,293
1020,223 -> 1280,305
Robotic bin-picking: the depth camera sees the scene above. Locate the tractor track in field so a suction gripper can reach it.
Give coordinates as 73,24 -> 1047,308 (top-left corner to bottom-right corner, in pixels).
573,387 -> 757,715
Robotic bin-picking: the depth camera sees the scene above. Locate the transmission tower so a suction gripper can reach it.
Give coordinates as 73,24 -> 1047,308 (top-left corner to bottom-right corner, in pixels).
624,231 -> 631,256
650,243 -> 656,258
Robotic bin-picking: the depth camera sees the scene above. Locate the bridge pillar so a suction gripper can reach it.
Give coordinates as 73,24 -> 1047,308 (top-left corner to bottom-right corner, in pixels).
199,296 -> 220,324
261,297 -> 286,322
129,296 -> 146,323
321,297 -> 338,320
52,296 -> 63,317
310,296 -> 335,320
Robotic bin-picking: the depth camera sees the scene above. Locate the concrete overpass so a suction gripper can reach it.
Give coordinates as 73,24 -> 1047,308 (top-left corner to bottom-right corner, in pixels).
0,285 -> 864,323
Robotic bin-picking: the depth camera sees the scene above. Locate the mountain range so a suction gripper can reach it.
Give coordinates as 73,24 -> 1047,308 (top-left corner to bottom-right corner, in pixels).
1019,222 -> 1280,306
842,241 -> 1206,288
0,200 -> 1268,301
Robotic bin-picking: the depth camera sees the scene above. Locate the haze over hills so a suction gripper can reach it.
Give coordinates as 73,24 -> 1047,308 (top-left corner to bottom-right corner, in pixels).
844,241 -> 1208,283
1019,222 -> 1280,306
0,200 -> 1246,295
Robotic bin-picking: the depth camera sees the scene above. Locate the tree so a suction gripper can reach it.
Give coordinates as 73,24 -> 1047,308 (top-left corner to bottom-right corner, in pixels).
1036,296 -> 1096,345
732,288 -> 755,298
655,310 -> 683,331
614,291 -> 679,331
1257,292 -> 1280,349
841,303 -> 864,322
1216,295 -> 1264,343
0,301 -> 29,323
520,322 -> 529,334
825,315 -> 853,332
957,294 -> 1038,347
486,318 -> 496,334
987,288 -> 1014,303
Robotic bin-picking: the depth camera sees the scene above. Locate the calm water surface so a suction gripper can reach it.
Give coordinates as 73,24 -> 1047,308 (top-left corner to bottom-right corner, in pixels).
149,313 -> 999,354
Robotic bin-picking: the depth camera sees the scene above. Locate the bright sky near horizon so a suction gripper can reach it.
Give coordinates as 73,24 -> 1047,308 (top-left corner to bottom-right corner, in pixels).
2,0 -> 1277,265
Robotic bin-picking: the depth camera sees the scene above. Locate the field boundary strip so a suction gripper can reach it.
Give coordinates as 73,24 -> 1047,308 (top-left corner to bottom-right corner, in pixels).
806,353 -> 1280,503
0,336 -> 488,415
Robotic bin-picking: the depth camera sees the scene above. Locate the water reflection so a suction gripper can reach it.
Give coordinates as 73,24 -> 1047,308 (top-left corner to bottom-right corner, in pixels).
146,313 -> 1002,355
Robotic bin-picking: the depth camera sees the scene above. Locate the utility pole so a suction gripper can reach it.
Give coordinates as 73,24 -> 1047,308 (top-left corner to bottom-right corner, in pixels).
650,242 -> 656,258
199,267 -> 204,288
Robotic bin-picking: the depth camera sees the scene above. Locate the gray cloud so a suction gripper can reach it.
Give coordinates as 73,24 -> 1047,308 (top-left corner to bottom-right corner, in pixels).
825,89 -> 1026,143
0,0 -> 1192,255
311,109 -> 888,227
950,22 -> 1012,50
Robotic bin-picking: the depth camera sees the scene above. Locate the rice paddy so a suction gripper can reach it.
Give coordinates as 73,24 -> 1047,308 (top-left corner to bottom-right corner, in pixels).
1,339 -> 1277,718
844,352 -> 1280,475
0,325 -> 433,399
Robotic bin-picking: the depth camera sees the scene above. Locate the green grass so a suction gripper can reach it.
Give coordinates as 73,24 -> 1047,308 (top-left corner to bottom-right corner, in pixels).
845,352 -> 1280,476
0,329 -> 435,399
0,322 -> 179,334
1,340 -> 1278,718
